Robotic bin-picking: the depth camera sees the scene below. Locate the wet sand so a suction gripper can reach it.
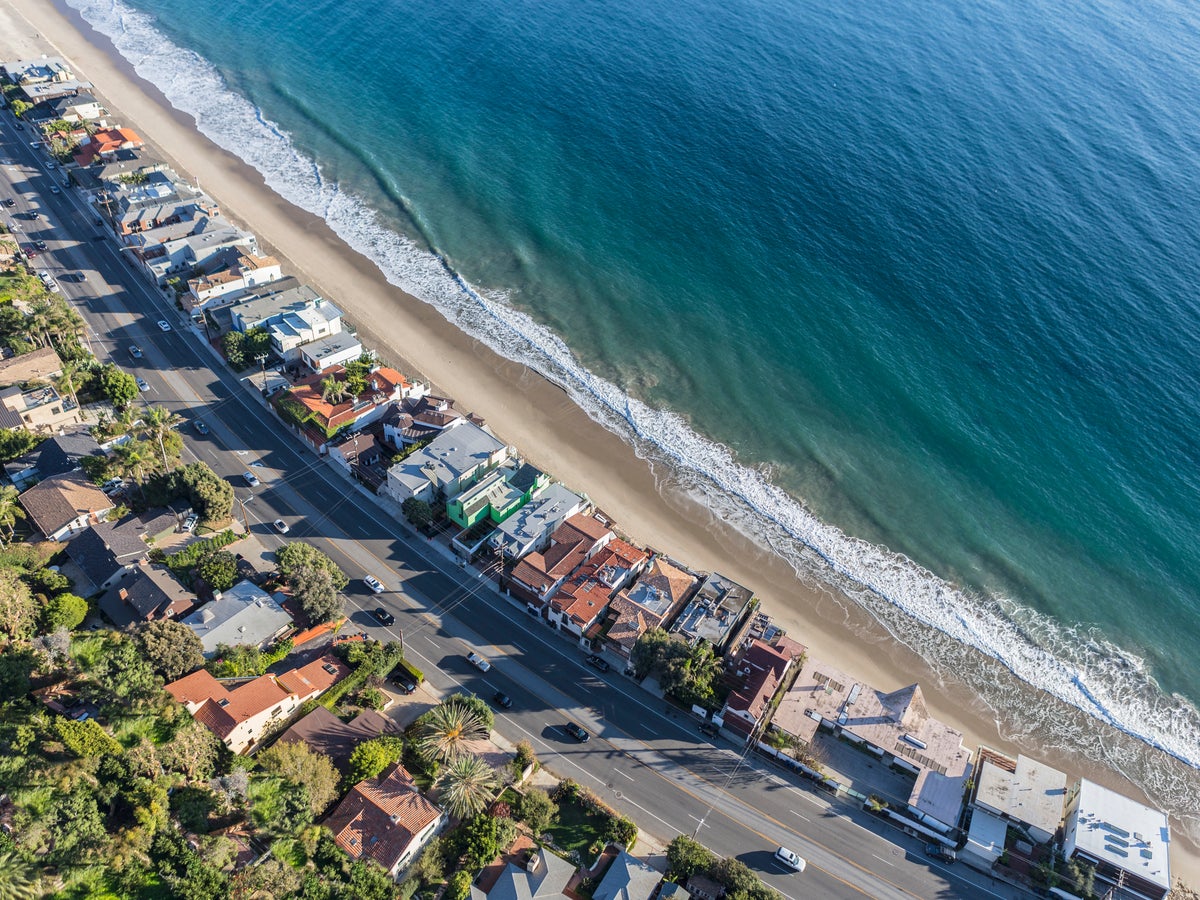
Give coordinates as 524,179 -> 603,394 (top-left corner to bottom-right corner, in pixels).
4,0 -> 1194,885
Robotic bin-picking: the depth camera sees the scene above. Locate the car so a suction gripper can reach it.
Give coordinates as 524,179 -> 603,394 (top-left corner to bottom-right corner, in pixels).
363,575 -> 385,594
27,210 -> 38,219
76,271 -> 86,281
373,607 -> 396,627
22,245 -> 36,258
128,344 -> 143,359
242,471 -> 260,487
2,198 -> 13,207
49,186 -> 59,194
492,691 -> 513,709
698,721 -> 719,737
156,320 -> 171,332
46,161 -> 56,169
101,477 -> 124,494
774,847 -> 806,873
564,722 -> 590,742
924,844 -> 957,863
192,419 -> 209,434
466,651 -> 491,672
181,514 -> 199,533
389,671 -> 417,694
586,654 -> 610,673
136,377 -> 150,392
33,240 -> 45,250
272,518 -> 289,533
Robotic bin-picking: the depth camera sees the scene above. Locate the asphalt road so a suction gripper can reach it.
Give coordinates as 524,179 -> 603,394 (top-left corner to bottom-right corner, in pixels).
0,116 -> 1031,900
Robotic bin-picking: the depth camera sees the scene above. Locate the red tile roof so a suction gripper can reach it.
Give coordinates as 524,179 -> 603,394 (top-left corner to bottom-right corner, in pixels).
510,514 -> 613,597
284,366 -> 412,432
276,653 -> 351,696
166,670 -> 290,740
725,640 -> 794,722
325,763 -> 442,871
73,127 -> 144,166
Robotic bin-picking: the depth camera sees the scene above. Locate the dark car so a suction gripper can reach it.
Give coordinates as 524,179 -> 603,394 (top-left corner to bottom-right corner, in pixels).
389,670 -> 417,694
373,607 -> 396,627
564,722 -> 590,742
586,654 -> 610,673
924,844 -> 956,863
698,721 -> 719,737
33,240 -> 45,250
193,419 -> 209,435
2,198 -> 13,207
492,691 -> 513,709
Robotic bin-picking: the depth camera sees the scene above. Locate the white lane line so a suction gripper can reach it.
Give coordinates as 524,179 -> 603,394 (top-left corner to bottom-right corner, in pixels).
510,642 -> 526,653
872,854 -> 895,867
687,815 -> 709,830
614,769 -> 634,781
790,810 -> 809,822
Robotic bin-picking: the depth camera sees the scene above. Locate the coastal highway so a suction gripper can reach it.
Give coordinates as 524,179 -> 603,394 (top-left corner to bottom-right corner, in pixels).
0,120 -> 1029,900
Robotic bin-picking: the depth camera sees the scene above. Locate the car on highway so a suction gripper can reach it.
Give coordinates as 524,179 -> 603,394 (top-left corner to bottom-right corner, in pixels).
924,844 -> 956,863
136,377 -> 150,392
242,471 -> 260,487
492,691 -> 513,709
272,519 -> 290,534
22,244 -> 36,258
27,210 -> 38,219
774,846 -> 806,873
33,240 -> 45,250
76,271 -> 86,281
128,345 -> 143,359
49,186 -> 59,194
466,651 -> 491,672
389,670 -> 417,694
586,654 -> 610,673
192,419 -> 209,434
698,721 -> 719,737
564,722 -> 590,742
156,320 -> 171,332
2,198 -> 13,207
363,575 -> 385,593
373,607 -> 396,627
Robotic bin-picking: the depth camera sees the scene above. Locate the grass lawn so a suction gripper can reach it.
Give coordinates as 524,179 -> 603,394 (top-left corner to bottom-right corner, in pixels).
544,795 -> 610,858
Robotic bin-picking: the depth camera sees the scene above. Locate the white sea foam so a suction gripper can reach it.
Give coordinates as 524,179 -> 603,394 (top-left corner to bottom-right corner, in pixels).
69,0 -> 1200,817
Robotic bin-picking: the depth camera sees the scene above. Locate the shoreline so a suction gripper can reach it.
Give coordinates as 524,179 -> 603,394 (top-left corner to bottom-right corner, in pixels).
6,0 -> 1198,884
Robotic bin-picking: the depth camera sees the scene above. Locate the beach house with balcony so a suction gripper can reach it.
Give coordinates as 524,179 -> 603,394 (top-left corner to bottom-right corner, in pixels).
381,394 -> 473,448
277,365 -> 422,453
490,481 -> 589,560
719,638 -> 799,737
505,512 -> 613,608
668,572 -> 756,654
73,127 -> 145,167
32,91 -> 103,123
1061,779 -> 1170,900
228,283 -> 344,360
184,250 -> 283,311
298,333 -> 363,373
963,747 -> 1067,867
383,421 -> 509,506
605,556 -> 700,659
447,461 -> 547,529
547,538 -> 649,643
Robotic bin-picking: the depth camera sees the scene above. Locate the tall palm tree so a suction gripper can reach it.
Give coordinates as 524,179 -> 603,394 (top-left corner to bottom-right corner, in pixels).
113,440 -> 149,492
417,702 -> 489,763
435,754 -> 499,820
0,849 -> 42,899
138,406 -> 183,472
320,375 -> 340,403
0,485 -> 23,546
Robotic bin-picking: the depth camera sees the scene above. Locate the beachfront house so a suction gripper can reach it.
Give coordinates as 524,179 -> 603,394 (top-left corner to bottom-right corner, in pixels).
381,394 -> 473,448
73,127 -> 145,167
276,365 -> 423,453
668,572 -> 756,654
108,173 -> 220,236
229,283 -> 344,360
547,537 -> 650,644
31,91 -> 103,123
447,461 -> 547,529
382,421 -> 509,506
1061,779 -> 1170,900
505,512 -> 613,608
490,481 -> 589,560
963,747 -> 1067,867
2,57 -> 75,86
719,638 -> 798,737
604,556 -> 700,659
185,250 -> 283,311
141,221 -> 260,286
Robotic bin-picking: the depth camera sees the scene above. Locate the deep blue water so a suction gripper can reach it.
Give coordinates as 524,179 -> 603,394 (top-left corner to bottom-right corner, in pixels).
68,0 -> 1200,820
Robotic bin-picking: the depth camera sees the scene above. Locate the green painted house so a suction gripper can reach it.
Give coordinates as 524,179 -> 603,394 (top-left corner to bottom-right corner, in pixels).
446,461 -> 547,529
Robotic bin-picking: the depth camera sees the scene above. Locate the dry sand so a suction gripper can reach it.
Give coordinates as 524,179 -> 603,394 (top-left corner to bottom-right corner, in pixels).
4,0 -> 1196,884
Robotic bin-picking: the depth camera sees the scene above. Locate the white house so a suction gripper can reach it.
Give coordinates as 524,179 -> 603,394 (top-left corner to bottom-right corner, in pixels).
1062,779 -> 1171,900
180,580 -> 293,656
383,421 -> 509,505
228,283 -> 343,361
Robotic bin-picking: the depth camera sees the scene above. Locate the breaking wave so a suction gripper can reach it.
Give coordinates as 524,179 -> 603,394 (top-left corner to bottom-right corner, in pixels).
68,0 -> 1200,829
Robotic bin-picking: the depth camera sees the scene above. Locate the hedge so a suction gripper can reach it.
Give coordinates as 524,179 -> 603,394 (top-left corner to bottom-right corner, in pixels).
395,658 -> 424,683
321,642 -> 405,710
165,529 -> 239,576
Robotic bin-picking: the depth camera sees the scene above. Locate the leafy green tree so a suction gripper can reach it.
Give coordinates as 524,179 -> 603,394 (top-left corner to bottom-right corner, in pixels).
137,619 -> 205,680
0,484 -> 22,545
666,835 -> 716,880
444,869 -> 473,900
27,565 -> 70,596
158,718 -> 221,780
45,782 -> 107,866
41,592 -> 87,632
221,330 -> 246,371
0,429 -> 38,463
257,741 -> 340,818
0,566 -> 36,639
436,755 -> 499,820
55,717 -> 122,757
99,363 -> 139,408
346,736 -> 404,786
630,627 -> 676,679
709,857 -> 759,896
515,788 -> 558,835
196,549 -> 238,592
0,848 -> 41,899
150,829 -> 231,900
290,563 -> 343,624
276,541 -> 348,588
0,645 -> 38,697
10,98 -> 31,118
401,496 -> 433,530
178,462 -> 234,522
244,326 -> 271,361
89,634 -> 161,705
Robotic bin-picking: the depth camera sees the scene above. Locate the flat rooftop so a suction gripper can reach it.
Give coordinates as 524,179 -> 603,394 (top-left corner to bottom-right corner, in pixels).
1067,778 -> 1170,893
974,749 -> 1067,836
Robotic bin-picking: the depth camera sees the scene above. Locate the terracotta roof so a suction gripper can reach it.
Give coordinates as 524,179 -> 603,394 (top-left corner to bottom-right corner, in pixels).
275,653 -> 351,696
551,575 -> 614,627
18,471 -> 111,537
564,512 -> 611,542
326,763 -> 442,870
73,127 -> 144,166
725,640 -> 793,722
166,670 -> 291,740
510,514 -> 613,596
237,252 -> 279,271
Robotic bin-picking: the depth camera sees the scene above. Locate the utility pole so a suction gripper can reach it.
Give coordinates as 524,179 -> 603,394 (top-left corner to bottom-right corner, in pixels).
255,353 -> 267,392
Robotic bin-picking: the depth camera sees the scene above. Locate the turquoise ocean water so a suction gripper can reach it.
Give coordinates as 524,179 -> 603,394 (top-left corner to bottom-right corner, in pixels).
67,0 -> 1200,824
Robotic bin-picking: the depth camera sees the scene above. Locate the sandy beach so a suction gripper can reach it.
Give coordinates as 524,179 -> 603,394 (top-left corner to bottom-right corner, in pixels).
5,0 -> 1196,884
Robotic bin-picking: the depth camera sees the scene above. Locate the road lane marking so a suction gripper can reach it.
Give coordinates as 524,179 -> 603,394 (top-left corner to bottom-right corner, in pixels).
873,855 -> 894,867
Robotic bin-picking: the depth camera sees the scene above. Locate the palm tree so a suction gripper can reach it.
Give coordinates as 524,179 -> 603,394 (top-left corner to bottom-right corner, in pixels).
0,485 -> 23,546
137,406 -> 183,472
113,440 -> 149,493
0,849 -> 42,899
435,754 -> 499,819
320,374 -> 340,403
417,702 -> 489,763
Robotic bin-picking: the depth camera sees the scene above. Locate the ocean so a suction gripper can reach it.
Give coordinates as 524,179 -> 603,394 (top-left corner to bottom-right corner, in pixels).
66,0 -> 1200,826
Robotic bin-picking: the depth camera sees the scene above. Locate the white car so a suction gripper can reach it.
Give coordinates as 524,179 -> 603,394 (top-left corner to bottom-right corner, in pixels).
156,320 -> 171,332
466,651 -> 491,672
136,377 -> 150,392
273,519 -> 290,534
363,575 -> 385,594
242,471 -> 260,487
774,847 -> 806,873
